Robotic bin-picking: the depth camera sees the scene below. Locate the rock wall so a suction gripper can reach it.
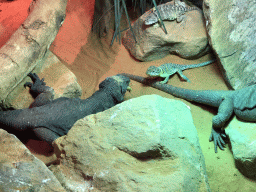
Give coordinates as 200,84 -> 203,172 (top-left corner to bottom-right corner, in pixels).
0,0 -> 70,109
204,0 -> 256,90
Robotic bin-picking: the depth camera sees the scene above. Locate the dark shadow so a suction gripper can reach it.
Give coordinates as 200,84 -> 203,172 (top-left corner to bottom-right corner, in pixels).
5,128 -> 54,156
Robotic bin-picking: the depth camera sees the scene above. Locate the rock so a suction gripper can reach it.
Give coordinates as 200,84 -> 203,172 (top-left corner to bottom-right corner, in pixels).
50,95 -> 210,192
185,0 -> 203,9
50,0 -> 96,65
6,50 -> 82,110
0,0 -> 68,109
0,129 -> 66,191
0,0 -> 31,48
225,117 -> 256,179
203,0 -> 256,90
92,0 -> 112,38
123,1 -> 210,62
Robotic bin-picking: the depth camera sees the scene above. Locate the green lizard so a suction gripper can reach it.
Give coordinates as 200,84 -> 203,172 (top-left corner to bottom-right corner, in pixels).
146,60 -> 215,84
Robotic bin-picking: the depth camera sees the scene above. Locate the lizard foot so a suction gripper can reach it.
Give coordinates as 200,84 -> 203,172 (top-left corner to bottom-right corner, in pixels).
159,80 -> 168,84
209,128 -> 227,153
24,73 -> 46,88
24,72 -> 52,97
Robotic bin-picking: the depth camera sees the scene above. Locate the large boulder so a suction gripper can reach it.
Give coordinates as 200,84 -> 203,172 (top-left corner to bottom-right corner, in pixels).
225,117 -> 256,179
0,0 -> 70,110
123,1 -> 211,62
0,129 -> 66,191
50,95 -> 210,192
204,0 -> 256,90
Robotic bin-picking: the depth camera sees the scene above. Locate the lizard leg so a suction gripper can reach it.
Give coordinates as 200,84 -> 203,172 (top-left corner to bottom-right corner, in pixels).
33,127 -> 59,146
151,7 -> 162,26
160,76 -> 170,84
25,73 -> 55,108
177,15 -> 186,23
174,0 -> 186,8
177,69 -> 190,82
209,97 -> 233,153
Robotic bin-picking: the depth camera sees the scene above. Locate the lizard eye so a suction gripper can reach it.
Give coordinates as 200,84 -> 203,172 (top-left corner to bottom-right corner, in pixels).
146,66 -> 155,72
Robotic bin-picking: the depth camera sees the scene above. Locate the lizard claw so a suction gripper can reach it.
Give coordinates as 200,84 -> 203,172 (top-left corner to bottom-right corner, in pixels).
209,128 -> 227,153
25,72 -> 50,96
159,81 -> 167,84
24,82 -> 33,88
126,86 -> 132,92
27,73 -> 46,85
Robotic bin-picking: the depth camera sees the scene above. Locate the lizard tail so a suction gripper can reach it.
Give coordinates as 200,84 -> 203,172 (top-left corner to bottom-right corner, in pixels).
183,59 -> 216,70
120,73 -> 225,107
120,73 -> 199,101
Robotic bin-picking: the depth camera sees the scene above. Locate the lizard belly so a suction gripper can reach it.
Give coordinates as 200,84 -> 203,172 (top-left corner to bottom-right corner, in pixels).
160,73 -> 171,78
234,108 -> 256,122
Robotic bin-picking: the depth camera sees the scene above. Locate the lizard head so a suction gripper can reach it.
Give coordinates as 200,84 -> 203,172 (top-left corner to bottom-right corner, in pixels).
106,74 -> 131,95
99,75 -> 131,103
144,12 -> 158,25
146,66 -> 162,77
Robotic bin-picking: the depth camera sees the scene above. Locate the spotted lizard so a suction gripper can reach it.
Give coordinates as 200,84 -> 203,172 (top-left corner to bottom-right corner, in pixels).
146,60 -> 215,84
144,0 -> 200,25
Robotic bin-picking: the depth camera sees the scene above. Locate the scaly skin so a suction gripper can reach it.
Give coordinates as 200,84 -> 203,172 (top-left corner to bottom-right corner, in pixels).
145,0 -> 199,25
146,60 -> 215,84
0,73 -> 130,146
120,73 -> 256,153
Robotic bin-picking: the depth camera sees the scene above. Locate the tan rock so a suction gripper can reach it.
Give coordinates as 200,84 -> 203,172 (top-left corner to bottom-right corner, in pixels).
5,50 -> 82,110
123,1 -> 210,62
0,129 -> 66,191
226,117 -> 256,179
50,95 -> 210,192
204,0 -> 256,89
0,0 -> 69,109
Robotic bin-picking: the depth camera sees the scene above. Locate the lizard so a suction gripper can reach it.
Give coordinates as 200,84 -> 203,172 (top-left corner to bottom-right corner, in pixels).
146,59 -> 215,84
144,0 -> 200,25
0,73 -> 131,147
120,73 -> 256,153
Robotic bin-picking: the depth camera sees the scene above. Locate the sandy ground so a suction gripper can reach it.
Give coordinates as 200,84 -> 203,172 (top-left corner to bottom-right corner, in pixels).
70,33 -> 256,192
1,0 -> 256,191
